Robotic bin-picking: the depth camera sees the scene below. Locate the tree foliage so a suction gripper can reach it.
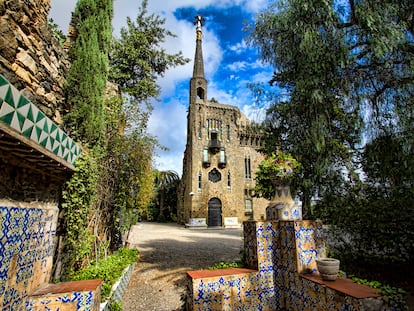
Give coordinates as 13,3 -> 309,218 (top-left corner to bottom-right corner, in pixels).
249,0 -> 414,281
48,18 -> 66,45
249,0 -> 363,213
109,0 -> 189,130
152,170 -> 180,221
63,0 -> 113,144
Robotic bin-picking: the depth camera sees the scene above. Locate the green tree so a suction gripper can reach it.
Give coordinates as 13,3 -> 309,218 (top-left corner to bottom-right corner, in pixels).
107,0 -> 189,228
248,0 -> 414,283
48,18 -> 66,45
153,170 -> 180,221
57,0 -> 114,278
63,0 -> 113,144
57,0 -> 189,278
248,0 -> 362,215
109,0 -> 189,130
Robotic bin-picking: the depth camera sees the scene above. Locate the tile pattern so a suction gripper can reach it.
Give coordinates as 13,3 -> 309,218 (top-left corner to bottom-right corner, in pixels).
188,220 -> 390,310
0,74 -> 82,166
25,290 -> 98,311
0,204 -> 58,310
190,272 -> 280,311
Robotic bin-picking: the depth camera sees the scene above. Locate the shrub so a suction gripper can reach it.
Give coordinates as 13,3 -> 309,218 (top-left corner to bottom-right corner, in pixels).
70,248 -> 138,299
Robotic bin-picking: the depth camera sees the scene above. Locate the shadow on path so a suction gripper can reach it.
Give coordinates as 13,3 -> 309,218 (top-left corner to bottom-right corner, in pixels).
122,222 -> 244,311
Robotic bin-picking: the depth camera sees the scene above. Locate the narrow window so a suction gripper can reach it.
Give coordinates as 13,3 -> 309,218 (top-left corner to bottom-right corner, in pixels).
219,149 -> 226,163
248,158 -> 251,178
227,171 -> 231,188
198,172 -> 202,190
202,148 -> 210,166
198,122 -> 202,138
245,199 -> 253,213
226,125 -> 230,141
245,199 -> 253,220
245,157 -> 251,179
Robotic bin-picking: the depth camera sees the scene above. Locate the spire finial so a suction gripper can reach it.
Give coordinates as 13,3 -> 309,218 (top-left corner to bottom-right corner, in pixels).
194,14 -> 205,40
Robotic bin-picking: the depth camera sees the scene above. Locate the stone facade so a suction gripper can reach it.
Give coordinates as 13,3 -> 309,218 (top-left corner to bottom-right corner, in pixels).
178,16 -> 268,227
0,0 -> 70,125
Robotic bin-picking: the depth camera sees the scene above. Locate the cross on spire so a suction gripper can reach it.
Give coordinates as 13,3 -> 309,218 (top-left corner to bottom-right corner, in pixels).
194,14 -> 205,29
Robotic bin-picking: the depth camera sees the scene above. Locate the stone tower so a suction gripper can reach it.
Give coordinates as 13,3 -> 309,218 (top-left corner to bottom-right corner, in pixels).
177,15 -> 268,227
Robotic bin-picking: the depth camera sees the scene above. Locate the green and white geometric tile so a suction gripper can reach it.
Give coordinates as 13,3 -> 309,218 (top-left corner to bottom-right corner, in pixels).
0,74 -> 82,166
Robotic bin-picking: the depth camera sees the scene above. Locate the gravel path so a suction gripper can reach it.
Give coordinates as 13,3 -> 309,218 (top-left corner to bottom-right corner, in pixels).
121,222 -> 244,311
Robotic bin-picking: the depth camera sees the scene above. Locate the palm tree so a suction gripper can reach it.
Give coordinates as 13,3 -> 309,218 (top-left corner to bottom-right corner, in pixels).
153,170 -> 180,221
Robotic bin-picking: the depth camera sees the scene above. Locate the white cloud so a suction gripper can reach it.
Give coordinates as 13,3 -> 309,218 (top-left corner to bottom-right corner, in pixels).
244,0 -> 272,13
229,40 -> 249,54
227,61 -> 248,71
147,99 -> 188,175
226,58 -> 269,73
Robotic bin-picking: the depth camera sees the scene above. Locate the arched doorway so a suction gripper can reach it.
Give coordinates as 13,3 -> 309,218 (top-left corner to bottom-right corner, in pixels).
208,198 -> 222,227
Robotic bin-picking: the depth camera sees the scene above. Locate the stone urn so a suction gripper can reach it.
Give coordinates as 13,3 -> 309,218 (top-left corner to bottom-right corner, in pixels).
266,179 -> 302,221
316,258 -> 340,281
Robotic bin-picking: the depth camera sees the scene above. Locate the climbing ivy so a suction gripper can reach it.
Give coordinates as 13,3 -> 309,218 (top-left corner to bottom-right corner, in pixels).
60,148 -> 100,275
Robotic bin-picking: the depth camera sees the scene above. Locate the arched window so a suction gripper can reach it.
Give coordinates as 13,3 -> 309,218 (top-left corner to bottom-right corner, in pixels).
197,87 -> 205,100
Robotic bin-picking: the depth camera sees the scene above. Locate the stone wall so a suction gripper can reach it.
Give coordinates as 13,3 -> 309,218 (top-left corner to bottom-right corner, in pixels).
0,158 -> 62,202
0,0 -> 70,125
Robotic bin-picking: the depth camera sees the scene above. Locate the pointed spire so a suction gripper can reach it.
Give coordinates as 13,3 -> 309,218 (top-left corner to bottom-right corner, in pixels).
192,14 -> 205,79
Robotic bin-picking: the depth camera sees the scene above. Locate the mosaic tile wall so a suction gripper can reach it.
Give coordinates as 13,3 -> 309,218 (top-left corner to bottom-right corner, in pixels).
0,74 -> 82,167
189,272 -> 279,311
187,220 -> 389,310
0,202 -> 58,310
26,290 -> 99,311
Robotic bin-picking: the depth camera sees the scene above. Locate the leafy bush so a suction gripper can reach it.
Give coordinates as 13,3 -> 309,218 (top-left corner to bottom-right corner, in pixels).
71,248 -> 138,299
207,250 -> 247,270
207,261 -> 246,270
350,276 -> 407,311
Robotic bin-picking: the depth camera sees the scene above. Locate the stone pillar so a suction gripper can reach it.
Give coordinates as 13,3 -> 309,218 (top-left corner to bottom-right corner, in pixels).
243,220 -> 326,310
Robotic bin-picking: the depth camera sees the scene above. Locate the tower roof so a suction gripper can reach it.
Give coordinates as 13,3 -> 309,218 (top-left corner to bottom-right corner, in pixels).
192,14 -> 205,79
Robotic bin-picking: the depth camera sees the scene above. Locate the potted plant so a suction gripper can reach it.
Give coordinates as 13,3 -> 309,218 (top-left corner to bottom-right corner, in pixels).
255,151 -> 301,220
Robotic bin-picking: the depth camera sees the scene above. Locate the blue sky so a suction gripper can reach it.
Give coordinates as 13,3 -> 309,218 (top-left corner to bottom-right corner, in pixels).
49,0 -> 273,175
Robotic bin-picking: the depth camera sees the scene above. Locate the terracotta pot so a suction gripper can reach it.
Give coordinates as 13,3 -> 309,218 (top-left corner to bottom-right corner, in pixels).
316,258 -> 340,281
